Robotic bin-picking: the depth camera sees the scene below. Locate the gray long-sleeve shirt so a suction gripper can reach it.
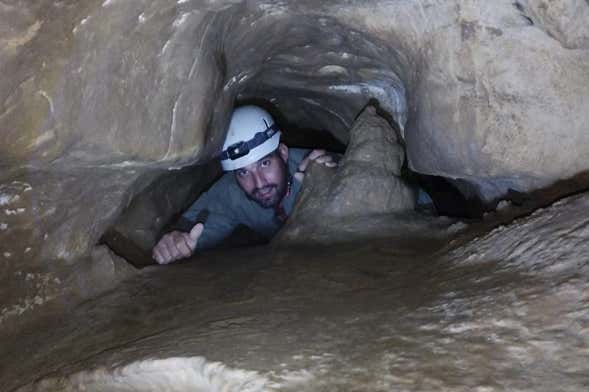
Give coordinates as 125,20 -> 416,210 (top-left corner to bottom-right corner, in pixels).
174,148 -> 309,250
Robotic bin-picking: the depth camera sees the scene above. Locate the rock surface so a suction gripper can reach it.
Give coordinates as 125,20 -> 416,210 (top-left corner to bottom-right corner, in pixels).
2,191 -> 588,391
2,0 -> 588,180
109,161 -> 221,251
1,0 -> 589,363
277,104 -> 415,244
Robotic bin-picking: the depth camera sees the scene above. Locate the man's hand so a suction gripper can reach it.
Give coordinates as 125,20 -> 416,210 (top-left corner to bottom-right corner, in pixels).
152,223 -> 204,265
294,149 -> 337,182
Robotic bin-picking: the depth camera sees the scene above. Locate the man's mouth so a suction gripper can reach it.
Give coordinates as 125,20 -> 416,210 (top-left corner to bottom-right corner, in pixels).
255,186 -> 275,199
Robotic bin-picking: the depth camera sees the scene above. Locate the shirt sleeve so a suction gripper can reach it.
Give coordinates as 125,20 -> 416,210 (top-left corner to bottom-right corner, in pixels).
178,175 -> 240,250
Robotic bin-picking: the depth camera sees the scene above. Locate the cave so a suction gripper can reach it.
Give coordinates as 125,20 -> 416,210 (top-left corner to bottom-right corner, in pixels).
1,1 -> 589,391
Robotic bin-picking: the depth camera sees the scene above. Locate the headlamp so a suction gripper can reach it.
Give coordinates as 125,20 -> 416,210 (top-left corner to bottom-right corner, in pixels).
226,141 -> 249,160
219,123 -> 280,161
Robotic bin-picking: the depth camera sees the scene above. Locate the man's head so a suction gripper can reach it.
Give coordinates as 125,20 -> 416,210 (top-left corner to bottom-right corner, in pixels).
219,106 -> 290,208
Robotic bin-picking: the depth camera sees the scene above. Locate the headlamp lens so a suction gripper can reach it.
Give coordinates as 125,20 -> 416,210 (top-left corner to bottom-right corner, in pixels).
227,141 -> 249,160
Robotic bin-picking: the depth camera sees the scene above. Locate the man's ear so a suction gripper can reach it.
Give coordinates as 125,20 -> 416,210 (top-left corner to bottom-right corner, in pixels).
278,143 -> 289,163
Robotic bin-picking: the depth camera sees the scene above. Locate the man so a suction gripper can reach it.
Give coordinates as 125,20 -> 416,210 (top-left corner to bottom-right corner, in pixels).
152,105 -> 336,264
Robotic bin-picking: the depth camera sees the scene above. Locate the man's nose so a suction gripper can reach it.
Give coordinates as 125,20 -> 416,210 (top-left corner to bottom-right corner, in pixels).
252,172 -> 267,189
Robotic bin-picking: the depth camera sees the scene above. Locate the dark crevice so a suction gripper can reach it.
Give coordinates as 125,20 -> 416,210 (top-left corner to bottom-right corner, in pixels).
513,1 -> 525,12
513,1 -> 535,25
236,97 -> 347,153
409,173 -> 486,219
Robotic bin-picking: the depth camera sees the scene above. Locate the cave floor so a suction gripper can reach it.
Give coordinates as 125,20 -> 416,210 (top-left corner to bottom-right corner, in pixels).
2,203 -> 589,391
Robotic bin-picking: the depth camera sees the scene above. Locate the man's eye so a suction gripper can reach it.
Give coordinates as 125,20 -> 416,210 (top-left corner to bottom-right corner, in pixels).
237,170 -> 249,177
261,159 -> 271,167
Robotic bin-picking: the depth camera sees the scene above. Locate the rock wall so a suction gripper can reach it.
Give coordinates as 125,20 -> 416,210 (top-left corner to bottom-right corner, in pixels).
277,104 -> 416,245
4,0 -> 587,185
1,0 -> 588,324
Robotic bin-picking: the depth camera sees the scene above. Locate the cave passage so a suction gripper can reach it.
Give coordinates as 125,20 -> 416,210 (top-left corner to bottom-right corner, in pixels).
3,1 -> 589,390
101,98 -> 492,271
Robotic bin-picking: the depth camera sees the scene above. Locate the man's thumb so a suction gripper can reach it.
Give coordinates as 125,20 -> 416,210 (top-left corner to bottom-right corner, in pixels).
188,223 -> 204,249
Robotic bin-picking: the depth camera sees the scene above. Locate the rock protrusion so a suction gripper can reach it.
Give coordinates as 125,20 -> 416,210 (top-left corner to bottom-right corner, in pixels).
277,103 -> 416,245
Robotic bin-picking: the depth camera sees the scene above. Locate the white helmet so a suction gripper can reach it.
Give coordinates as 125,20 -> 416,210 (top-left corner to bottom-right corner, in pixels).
219,105 -> 281,171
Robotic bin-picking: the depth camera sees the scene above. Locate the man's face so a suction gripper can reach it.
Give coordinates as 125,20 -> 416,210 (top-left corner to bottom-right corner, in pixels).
234,144 -> 289,208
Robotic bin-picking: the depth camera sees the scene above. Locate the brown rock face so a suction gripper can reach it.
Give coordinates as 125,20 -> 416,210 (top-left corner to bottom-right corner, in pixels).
277,104 -> 416,245
3,1 -> 588,183
1,3 -> 589,389
1,0 -> 588,326
324,104 -> 414,216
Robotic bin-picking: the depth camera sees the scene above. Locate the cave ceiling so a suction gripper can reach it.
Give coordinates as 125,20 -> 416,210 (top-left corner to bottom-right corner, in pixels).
1,0 -> 587,186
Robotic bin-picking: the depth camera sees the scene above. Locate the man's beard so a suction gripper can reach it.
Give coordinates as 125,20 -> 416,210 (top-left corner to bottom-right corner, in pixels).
249,183 -> 287,208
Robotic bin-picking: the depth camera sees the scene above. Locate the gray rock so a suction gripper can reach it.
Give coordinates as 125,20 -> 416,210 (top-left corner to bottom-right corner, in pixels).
277,104 -> 416,245
1,0 -> 589,325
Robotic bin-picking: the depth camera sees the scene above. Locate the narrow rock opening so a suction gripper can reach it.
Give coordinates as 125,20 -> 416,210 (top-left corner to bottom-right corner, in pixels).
80,1 -> 589,279
93,9 -> 449,266
101,94 -> 482,270
98,98 -> 351,268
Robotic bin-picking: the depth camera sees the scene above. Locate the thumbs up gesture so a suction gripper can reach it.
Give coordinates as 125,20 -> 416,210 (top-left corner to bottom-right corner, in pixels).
152,223 -> 204,265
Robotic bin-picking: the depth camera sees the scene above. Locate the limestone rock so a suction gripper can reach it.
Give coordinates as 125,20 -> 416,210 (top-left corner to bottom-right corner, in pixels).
323,105 -> 414,217
2,0 -> 588,190
109,161 -> 221,251
5,192 -> 589,392
277,104 -> 416,245
2,0 -> 589,324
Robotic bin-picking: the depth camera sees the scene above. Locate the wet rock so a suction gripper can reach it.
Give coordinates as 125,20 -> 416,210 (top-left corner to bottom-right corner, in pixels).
322,104 -> 415,216
3,1 -> 588,190
447,191 -> 589,274
524,0 -> 589,49
25,357 -> 268,392
66,245 -> 137,300
4,192 -> 589,392
1,0 -> 589,334
277,104 -> 415,244
108,161 -> 221,251
0,168 -> 144,327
